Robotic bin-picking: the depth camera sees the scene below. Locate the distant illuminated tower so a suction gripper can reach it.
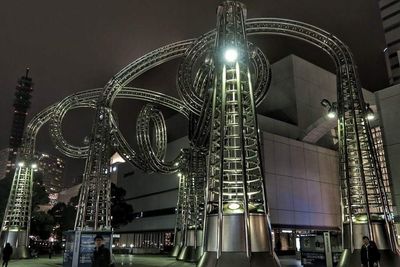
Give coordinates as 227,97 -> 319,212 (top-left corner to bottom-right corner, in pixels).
5,69 -> 34,178
199,2 -> 278,266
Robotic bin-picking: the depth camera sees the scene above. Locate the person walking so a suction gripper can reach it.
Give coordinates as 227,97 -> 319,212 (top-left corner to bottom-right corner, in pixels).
361,236 -> 380,267
92,235 -> 111,267
48,244 -> 53,259
2,243 -> 12,267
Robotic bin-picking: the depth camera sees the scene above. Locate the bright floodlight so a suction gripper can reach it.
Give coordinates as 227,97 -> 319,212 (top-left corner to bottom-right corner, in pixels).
31,163 -> 38,169
228,203 -> 240,210
327,111 -> 336,119
224,48 -> 238,62
367,113 -> 375,121
18,162 -> 25,167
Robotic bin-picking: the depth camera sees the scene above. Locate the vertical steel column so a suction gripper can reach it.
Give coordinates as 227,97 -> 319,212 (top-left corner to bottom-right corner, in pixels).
199,2 -> 278,266
338,59 -> 396,253
0,158 -> 35,258
74,106 -> 112,230
176,147 -> 206,262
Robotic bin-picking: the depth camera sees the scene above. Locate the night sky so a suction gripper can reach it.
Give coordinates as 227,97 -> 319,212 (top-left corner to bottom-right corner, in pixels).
0,0 -> 388,186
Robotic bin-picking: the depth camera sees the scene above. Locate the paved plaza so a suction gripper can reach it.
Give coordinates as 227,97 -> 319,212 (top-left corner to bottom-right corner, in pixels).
3,255 -> 300,267
4,255 -> 195,267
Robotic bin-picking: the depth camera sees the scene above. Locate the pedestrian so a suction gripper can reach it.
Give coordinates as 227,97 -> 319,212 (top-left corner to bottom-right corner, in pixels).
361,236 -> 380,267
48,244 -> 53,259
2,243 -> 12,267
92,235 -> 111,267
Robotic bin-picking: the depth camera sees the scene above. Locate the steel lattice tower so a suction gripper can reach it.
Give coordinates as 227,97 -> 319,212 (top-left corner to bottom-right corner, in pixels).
0,162 -> 36,258
199,2 -> 277,266
176,148 -> 206,262
74,106 -> 112,230
338,66 -> 396,253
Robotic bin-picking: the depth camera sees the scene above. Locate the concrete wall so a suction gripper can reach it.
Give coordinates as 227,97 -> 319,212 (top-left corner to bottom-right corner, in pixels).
116,130 -> 341,233
259,55 -> 375,134
375,84 -> 400,216
263,132 -> 341,229
116,137 -> 188,232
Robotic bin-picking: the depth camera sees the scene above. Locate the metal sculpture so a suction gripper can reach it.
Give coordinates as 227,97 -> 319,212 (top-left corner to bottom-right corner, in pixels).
0,87 -> 189,255
176,148 -> 207,262
1,1 -> 397,265
197,2 -> 276,266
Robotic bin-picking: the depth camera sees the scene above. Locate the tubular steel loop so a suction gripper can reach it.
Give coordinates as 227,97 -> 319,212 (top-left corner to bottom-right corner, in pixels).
49,87 -> 189,171
177,35 -> 271,115
136,104 -> 182,173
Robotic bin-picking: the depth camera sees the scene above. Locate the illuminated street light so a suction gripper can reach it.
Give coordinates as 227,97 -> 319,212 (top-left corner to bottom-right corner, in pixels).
327,107 -> 337,119
31,163 -> 38,169
366,104 -> 375,121
224,48 -> 238,62
321,99 -> 337,119
17,162 -> 24,167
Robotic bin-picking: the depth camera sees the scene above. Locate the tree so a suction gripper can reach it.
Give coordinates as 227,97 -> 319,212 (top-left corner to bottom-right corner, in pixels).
48,202 -> 76,239
31,171 -> 49,210
30,211 -> 54,240
29,171 -> 53,239
111,183 -> 134,229
0,176 -> 12,225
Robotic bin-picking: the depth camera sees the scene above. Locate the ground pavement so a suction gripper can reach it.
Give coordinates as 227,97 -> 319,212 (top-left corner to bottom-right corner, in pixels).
3,254 -> 299,266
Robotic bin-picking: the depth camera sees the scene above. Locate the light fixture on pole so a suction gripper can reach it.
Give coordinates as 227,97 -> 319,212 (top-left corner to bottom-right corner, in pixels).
366,104 -> 375,121
321,99 -> 337,119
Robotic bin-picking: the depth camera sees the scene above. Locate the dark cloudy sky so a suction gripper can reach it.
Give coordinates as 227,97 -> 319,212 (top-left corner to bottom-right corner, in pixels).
0,0 -> 388,185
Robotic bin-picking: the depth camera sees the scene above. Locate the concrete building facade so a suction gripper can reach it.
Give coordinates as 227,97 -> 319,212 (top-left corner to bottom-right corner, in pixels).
379,0 -> 400,84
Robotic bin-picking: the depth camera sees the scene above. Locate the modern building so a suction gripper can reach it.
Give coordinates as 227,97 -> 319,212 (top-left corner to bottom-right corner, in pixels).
379,0 -> 400,84
0,148 -> 10,180
57,183 -> 81,205
36,153 -> 65,194
112,54 -> 386,255
375,84 -> 400,218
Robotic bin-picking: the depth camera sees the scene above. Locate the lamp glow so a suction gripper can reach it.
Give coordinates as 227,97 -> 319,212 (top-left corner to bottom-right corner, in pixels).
224,48 -> 238,62
367,113 -> 375,120
18,162 -> 24,167
327,111 -> 336,119
31,163 -> 38,169
365,104 -> 375,121
228,203 -> 240,210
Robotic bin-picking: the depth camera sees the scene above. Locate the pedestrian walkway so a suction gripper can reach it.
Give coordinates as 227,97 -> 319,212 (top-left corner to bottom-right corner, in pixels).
278,255 -> 302,267
3,254 -> 299,266
3,256 -> 62,266
115,254 -> 195,266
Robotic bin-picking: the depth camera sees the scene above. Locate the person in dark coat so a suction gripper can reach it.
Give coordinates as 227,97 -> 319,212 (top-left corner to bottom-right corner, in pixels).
2,243 -> 12,267
92,235 -> 111,267
48,244 -> 53,259
361,236 -> 380,267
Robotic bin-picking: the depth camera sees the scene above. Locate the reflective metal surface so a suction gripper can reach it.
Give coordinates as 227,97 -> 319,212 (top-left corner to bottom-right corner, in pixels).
338,249 -> 400,267
343,222 -> 390,250
1,0 -> 397,262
